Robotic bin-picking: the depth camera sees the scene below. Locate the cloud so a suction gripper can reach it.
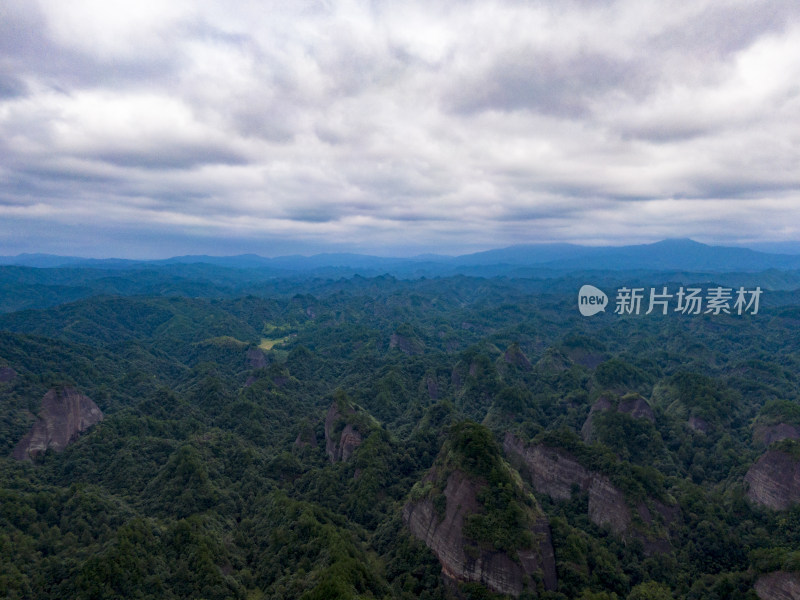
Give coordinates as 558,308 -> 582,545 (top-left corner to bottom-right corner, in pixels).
1,0 -> 799,257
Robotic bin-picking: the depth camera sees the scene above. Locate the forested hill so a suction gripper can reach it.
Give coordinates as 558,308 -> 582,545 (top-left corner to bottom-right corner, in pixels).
2,272 -> 800,599
4,238 -> 800,313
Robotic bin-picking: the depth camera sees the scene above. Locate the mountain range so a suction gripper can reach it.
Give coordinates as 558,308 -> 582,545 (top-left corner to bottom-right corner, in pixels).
4,238 -> 800,275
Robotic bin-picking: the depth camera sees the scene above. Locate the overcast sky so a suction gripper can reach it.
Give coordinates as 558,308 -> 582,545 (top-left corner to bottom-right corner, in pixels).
1,0 -> 799,258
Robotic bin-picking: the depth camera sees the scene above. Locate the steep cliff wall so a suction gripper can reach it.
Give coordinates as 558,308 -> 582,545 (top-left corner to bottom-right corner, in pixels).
504,433 -> 676,551
324,402 -> 364,462
12,387 -> 103,460
404,423 -> 557,597
582,394 -> 654,442
754,571 -> 800,600
753,424 -> 800,447
745,449 -> 800,511
404,468 -> 556,596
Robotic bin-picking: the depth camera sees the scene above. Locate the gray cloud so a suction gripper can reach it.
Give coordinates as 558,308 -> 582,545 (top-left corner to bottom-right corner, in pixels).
1,0 -> 799,257
446,49 -> 636,118
0,74 -> 28,99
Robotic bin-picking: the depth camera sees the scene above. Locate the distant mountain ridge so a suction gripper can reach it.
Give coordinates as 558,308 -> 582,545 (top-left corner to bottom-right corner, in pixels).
3,238 -> 800,273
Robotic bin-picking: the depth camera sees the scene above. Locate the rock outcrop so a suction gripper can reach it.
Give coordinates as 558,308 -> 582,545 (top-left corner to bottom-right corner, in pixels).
0,366 -> 16,383
687,415 -> 711,434
581,394 -> 654,442
246,347 -> 268,369
451,366 -> 463,390
504,433 -> 676,551
745,449 -> 800,510
504,434 -> 630,535
425,374 -> 439,400
504,344 -> 532,371
324,403 -> 363,462
754,571 -> 800,600
618,394 -> 656,421
404,469 -> 557,597
504,435 -> 592,501
754,423 -> 800,447
389,332 -> 423,355
12,387 -> 103,461
294,424 -> 318,449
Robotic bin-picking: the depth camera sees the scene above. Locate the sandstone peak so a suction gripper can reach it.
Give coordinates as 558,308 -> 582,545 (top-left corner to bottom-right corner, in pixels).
12,387 -> 103,461
503,344 -> 532,371
324,400 -> 366,463
504,432 -> 677,554
753,423 -> 800,447
754,571 -> 800,600
745,446 -> 800,511
581,393 -> 655,442
404,423 -> 557,597
0,366 -> 16,383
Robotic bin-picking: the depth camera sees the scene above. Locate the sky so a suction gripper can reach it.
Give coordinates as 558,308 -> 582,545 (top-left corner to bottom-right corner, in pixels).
1,0 -> 799,258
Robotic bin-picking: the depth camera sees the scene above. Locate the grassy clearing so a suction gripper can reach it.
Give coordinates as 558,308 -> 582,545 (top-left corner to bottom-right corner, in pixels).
259,337 -> 290,350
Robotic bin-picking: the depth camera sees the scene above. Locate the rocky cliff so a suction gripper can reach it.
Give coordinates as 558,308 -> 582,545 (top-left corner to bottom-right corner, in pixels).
12,387 -> 103,460
0,366 -> 16,383
504,433 -> 676,552
754,571 -> 800,600
246,347 -> 268,369
403,423 -> 557,597
581,393 -> 654,442
745,448 -> 800,510
753,423 -> 800,447
294,422 -> 318,449
324,402 -> 363,462
389,332 -> 424,355
503,344 -> 532,371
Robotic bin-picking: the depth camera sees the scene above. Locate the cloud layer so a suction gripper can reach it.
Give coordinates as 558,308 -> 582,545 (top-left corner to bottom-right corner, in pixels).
1,0 -> 799,257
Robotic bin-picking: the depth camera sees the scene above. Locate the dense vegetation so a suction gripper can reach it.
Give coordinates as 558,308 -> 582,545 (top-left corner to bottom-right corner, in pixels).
2,269 -> 800,599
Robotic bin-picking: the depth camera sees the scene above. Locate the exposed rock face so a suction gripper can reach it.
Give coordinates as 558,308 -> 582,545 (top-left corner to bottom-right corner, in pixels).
754,423 -> 800,447
745,450 -> 800,510
587,476 -> 631,536
389,333 -> 422,355
618,395 -> 655,421
582,394 -> 654,442
246,347 -> 268,369
503,435 -> 592,501
754,571 -> 800,600
0,366 -> 16,383
581,397 -> 613,442
534,351 -> 571,373
504,433 -> 676,549
12,388 -> 103,461
426,375 -> 439,400
324,403 -> 363,463
504,345 -> 532,371
504,434 -> 629,536
688,415 -> 710,434
294,426 -> 318,449
451,366 -> 463,390
403,469 -> 557,596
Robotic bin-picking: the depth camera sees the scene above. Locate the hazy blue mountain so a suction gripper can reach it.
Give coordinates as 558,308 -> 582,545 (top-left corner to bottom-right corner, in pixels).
449,239 -> 800,272
738,241 -> 800,255
4,238 -> 800,276
0,253 -> 88,268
